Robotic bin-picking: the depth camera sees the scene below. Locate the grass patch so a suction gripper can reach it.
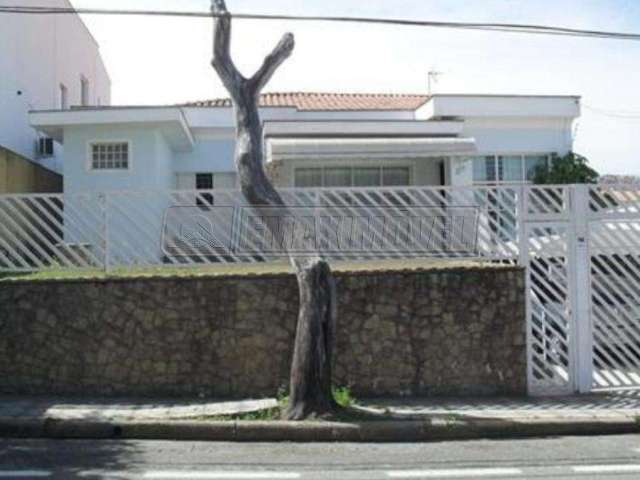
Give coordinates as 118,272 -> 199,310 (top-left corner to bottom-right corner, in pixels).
0,258 -> 487,283
196,387 -> 393,423
188,406 -> 394,423
333,386 -> 356,408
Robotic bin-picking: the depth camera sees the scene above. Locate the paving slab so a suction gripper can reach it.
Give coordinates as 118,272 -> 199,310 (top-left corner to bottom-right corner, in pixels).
0,396 -> 277,421
359,391 -> 640,420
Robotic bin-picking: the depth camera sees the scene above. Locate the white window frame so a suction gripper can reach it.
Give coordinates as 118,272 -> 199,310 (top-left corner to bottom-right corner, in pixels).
36,137 -> 54,158
86,140 -> 132,172
471,153 -> 553,186
293,164 -> 414,188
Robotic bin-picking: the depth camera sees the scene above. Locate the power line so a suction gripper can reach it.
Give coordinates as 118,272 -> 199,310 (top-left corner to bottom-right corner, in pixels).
1,5 -> 640,41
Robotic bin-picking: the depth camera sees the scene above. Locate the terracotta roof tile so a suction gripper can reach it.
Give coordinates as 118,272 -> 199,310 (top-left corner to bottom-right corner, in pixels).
183,92 -> 429,111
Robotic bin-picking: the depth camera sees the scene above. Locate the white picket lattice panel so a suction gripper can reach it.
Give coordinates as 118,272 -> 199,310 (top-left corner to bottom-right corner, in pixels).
0,186 -> 529,271
525,223 -> 574,395
589,184 -> 640,218
588,185 -> 640,390
0,193 -> 106,271
525,186 -> 571,220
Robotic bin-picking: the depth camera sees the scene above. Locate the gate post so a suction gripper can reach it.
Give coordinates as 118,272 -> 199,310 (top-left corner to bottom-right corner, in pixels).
100,192 -> 110,273
571,184 -> 593,393
518,185 -> 535,394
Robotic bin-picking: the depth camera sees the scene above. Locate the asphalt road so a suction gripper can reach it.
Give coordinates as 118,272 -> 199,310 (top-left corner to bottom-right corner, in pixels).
2,435 -> 640,479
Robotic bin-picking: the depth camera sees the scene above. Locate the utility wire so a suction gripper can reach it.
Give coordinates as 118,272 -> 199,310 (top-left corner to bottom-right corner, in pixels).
1,5 -> 640,41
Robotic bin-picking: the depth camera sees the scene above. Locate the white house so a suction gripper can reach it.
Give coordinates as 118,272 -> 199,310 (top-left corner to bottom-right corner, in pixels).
25,92 -> 580,265
29,92 -> 580,193
0,0 -> 111,174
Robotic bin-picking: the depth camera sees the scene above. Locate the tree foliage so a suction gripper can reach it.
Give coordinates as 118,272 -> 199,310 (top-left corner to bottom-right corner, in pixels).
533,152 -> 599,185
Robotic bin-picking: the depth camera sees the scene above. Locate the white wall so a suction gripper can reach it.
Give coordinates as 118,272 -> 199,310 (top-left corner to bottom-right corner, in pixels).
173,134 -> 236,173
0,0 -> 110,170
64,125 -> 168,194
417,95 -> 581,120
461,117 -> 574,156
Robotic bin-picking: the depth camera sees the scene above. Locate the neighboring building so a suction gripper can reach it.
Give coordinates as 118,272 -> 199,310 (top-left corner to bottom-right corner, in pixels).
0,146 -> 62,193
30,92 -> 580,194
0,0 -> 110,179
600,175 -> 640,186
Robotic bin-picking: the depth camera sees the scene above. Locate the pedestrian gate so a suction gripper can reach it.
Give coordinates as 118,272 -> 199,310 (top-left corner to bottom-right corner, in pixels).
526,184 -> 640,395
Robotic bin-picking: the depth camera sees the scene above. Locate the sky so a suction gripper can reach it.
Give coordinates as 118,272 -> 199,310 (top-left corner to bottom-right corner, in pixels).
71,0 -> 640,175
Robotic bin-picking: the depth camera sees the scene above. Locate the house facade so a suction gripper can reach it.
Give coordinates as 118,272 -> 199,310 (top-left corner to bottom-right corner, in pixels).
24,92 -> 580,265
0,0 -> 110,180
29,93 -> 580,194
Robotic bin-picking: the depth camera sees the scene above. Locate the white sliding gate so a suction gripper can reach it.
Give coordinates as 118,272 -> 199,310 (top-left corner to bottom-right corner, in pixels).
587,185 -> 640,391
1,184 -> 639,395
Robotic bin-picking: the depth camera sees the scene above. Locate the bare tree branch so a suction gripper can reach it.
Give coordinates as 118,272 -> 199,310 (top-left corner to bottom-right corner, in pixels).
249,33 -> 295,94
210,0 -> 245,98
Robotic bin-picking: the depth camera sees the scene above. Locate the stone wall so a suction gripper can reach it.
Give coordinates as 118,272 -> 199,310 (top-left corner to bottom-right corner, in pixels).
0,266 -> 527,398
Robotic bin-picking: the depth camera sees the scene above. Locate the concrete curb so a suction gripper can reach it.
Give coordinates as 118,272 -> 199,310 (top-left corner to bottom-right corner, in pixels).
1,416 -> 639,442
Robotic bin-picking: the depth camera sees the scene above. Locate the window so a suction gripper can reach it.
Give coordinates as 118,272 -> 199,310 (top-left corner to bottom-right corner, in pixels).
60,84 -> 68,110
90,142 -> 129,170
196,173 -> 214,190
525,155 -> 549,181
36,137 -> 54,158
324,168 -> 351,187
472,156 -> 497,183
196,173 -> 214,206
80,76 -> 90,106
499,155 -> 524,182
472,154 -> 551,184
383,167 -> 411,186
353,168 -> 381,187
294,168 -> 323,188
294,166 -> 410,188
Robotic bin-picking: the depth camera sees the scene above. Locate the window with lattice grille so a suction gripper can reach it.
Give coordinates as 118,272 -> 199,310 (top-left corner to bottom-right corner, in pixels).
90,142 -> 129,170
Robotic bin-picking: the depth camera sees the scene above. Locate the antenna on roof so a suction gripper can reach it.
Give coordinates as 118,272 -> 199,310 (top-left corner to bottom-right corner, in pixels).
428,69 -> 443,96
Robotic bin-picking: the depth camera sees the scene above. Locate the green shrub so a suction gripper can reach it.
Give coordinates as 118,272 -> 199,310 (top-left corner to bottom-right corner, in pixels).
333,386 -> 356,408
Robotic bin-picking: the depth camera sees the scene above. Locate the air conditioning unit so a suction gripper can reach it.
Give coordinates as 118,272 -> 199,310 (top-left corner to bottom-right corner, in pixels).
36,137 -> 54,157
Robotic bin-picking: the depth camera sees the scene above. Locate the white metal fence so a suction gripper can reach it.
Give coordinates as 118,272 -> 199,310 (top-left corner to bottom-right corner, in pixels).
0,184 -> 639,396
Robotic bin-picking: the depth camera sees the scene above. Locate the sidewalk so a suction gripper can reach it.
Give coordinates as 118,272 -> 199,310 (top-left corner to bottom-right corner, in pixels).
0,396 -> 278,421
1,393 -> 639,442
360,391 -> 640,420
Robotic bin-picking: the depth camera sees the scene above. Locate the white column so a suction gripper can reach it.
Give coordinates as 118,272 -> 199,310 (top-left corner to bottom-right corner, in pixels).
571,184 -> 593,393
518,185 -> 536,395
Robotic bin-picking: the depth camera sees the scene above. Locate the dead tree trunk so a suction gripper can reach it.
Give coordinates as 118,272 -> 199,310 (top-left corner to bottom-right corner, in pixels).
211,0 -> 338,420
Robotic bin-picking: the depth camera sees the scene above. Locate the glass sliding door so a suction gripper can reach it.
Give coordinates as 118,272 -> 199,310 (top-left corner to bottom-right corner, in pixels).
472,156 -> 497,183
353,168 -> 381,187
525,155 -> 549,181
382,167 -> 411,186
293,165 -> 412,188
294,168 -> 323,188
499,155 -> 524,182
324,167 -> 352,187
